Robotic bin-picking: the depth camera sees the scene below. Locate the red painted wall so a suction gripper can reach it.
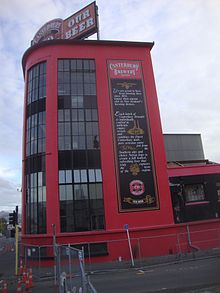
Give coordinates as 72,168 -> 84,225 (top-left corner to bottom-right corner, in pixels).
21,40 -> 220,262
22,41 -> 174,240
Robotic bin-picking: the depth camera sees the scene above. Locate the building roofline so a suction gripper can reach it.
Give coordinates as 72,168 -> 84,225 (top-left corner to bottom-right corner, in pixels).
22,39 -> 154,74
163,133 -> 202,136
167,162 -> 220,177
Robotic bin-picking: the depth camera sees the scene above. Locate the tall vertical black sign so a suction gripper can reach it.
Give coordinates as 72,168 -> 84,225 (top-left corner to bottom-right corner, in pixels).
108,60 -> 159,212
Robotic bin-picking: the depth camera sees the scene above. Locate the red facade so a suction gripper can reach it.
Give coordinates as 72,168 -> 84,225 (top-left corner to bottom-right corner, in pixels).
22,40 -> 220,261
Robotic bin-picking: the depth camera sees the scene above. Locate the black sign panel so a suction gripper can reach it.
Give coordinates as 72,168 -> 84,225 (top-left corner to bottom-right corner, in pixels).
108,60 -> 159,212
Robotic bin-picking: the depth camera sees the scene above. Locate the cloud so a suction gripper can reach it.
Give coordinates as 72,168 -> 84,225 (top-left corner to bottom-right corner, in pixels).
0,176 -> 21,211
0,0 -> 220,211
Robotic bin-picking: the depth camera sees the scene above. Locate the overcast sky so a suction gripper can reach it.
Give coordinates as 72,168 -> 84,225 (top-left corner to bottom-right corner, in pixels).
0,0 -> 220,211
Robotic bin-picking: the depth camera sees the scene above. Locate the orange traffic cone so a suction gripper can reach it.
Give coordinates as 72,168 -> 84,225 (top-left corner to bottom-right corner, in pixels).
16,278 -> 22,292
28,268 -> 33,288
19,259 -> 23,276
25,277 -> 30,292
2,281 -> 7,293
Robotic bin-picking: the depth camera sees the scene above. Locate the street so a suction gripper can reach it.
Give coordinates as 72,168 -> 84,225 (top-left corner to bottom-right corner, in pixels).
0,236 -> 15,278
90,257 -> 220,292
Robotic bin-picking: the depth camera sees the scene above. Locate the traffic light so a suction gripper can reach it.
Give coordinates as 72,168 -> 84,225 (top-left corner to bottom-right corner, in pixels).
15,205 -> 18,224
9,208 -> 18,226
9,211 -> 16,226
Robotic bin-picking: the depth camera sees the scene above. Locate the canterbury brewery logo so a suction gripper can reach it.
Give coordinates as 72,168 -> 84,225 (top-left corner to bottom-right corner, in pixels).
129,180 -> 145,196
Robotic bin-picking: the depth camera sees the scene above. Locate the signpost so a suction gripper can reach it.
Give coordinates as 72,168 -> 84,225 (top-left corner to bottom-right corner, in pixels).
15,224 -> 19,275
124,224 -> 134,267
7,224 -> 13,231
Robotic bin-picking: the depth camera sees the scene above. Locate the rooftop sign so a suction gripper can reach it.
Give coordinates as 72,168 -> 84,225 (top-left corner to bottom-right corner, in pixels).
31,2 -> 98,46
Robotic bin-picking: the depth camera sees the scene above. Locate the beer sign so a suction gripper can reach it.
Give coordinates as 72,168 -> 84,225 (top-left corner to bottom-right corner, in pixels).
63,2 -> 97,40
108,60 -> 159,212
31,2 -> 98,46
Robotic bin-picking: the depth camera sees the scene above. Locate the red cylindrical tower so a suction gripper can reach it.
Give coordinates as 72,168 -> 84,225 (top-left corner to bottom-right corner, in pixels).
22,40 -> 174,259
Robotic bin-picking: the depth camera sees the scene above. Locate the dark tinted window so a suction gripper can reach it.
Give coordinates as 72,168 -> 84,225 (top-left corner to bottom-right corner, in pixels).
57,59 -> 105,233
25,62 -> 47,234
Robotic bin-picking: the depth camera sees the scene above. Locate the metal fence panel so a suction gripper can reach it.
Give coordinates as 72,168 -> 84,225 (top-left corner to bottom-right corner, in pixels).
56,245 -> 84,292
18,226 -> 220,292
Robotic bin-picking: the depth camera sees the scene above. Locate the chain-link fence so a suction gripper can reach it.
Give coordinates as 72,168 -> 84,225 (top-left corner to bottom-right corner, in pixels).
19,243 -> 55,279
70,226 -> 220,272
56,245 -> 86,292
19,243 -> 97,292
19,226 -> 220,291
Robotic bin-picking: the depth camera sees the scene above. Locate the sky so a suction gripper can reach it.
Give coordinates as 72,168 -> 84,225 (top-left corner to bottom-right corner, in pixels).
0,0 -> 220,211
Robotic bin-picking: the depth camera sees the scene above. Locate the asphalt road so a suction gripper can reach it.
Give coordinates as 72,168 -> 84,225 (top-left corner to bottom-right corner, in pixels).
0,236 -> 15,279
90,257 -> 220,292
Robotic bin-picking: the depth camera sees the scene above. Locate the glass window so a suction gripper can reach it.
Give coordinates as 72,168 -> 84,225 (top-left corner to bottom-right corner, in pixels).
58,110 -> 64,121
38,172 -> 43,186
27,62 -> 46,104
74,184 -> 88,200
78,136 -> 86,149
64,136 -> 71,150
95,169 -> 102,182
72,109 -> 78,121
74,170 -> 80,183
85,109 -> 92,121
59,185 -> 66,200
86,122 -> 92,135
64,122 -> 71,135
96,183 -> 103,199
63,60 -> 69,71
89,169 -> 95,182
72,136 -> 78,149
184,184 -> 205,202
42,186 -> 46,202
78,122 -> 85,135
83,60 -> 90,70
89,184 -> 96,199
92,109 -> 98,121
59,170 -> 65,184
70,60 -> 76,70
25,170 -> 46,234
71,96 -> 78,108
81,170 -> 87,182
66,170 -> 72,183
58,59 -> 105,233
66,185 -> 73,200
76,59 -> 82,70
86,136 -> 94,149
58,123 -> 64,136
64,109 -> 71,121
78,109 -> 84,121
216,182 -> 220,200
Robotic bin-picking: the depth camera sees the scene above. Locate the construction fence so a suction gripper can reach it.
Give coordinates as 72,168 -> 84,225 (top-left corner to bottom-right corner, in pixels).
19,243 -> 96,293
18,226 -> 220,290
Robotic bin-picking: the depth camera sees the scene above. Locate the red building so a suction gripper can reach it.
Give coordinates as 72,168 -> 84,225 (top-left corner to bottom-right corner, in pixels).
22,39 -> 220,261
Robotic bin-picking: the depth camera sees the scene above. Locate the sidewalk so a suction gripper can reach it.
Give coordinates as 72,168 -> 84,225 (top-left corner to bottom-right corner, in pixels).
85,246 -> 220,273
